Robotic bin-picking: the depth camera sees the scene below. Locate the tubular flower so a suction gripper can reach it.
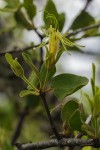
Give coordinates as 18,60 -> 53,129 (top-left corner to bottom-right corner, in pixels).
44,25 -> 80,68
36,13 -> 82,68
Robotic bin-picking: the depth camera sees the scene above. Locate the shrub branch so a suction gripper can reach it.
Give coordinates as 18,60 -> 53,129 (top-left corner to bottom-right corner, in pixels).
15,138 -> 100,150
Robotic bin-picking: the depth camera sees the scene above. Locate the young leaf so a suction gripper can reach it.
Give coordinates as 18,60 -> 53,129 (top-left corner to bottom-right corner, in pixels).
61,99 -> 79,122
84,94 -> 93,115
40,63 -> 56,83
91,63 -> 96,96
81,124 -> 95,138
93,94 -> 100,117
27,71 -> 39,90
5,53 -> 24,78
19,90 -> 39,97
51,73 -> 88,99
23,0 -> 36,20
5,0 -> 20,8
71,11 -> 95,30
69,109 -> 83,132
5,53 -> 13,65
22,53 -> 41,82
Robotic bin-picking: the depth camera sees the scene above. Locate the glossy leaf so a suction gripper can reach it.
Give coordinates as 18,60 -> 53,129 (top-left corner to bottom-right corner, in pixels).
51,73 -> 88,99
71,11 -> 95,30
61,100 -> 79,122
69,109 -> 82,132
24,0 -> 36,20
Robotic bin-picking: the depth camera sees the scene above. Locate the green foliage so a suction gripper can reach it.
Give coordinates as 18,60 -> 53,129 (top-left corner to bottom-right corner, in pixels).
69,109 -> 83,132
5,53 -> 39,95
71,11 -> 95,30
1,0 -> 100,149
22,53 -> 41,82
5,53 -> 24,78
43,0 -> 65,31
81,64 -> 100,138
61,100 -> 79,122
51,73 -> 88,99
27,71 -> 39,90
0,0 -> 20,12
19,90 -> 38,97
23,0 -> 36,20
40,63 -> 56,83
14,10 -> 34,30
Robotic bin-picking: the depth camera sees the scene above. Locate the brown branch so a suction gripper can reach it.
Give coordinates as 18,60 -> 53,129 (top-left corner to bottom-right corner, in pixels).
0,44 -> 41,56
15,138 -> 100,150
66,23 -> 100,38
83,0 -> 93,12
0,23 -> 100,57
40,92 -> 60,140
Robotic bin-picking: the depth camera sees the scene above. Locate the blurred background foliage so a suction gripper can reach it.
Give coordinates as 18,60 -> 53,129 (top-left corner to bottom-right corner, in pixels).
0,0 -> 100,150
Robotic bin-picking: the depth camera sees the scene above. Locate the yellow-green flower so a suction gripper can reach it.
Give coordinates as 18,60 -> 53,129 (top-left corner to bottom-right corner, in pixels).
36,13 -> 81,68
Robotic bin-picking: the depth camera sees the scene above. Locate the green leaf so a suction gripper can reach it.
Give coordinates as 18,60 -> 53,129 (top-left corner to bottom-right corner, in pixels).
51,73 -> 88,99
55,49 -> 64,63
71,11 -> 95,30
81,124 -> 95,138
22,53 -> 41,82
69,109 -> 82,132
40,63 -> 56,83
58,13 -> 65,32
14,10 -> 33,30
19,90 -> 36,97
0,0 -> 20,12
61,100 -> 79,122
27,71 -> 39,90
84,94 -> 93,115
0,7 -> 17,13
5,53 -> 24,78
23,0 -> 36,20
5,53 -> 13,65
5,0 -> 20,8
93,94 -> 100,117
43,0 -> 65,31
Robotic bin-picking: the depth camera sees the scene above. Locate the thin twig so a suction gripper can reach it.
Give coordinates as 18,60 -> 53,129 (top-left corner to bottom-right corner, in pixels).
40,92 -> 60,140
83,0 -> 93,12
66,23 -> 100,37
0,44 -> 41,56
15,138 -> 100,150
